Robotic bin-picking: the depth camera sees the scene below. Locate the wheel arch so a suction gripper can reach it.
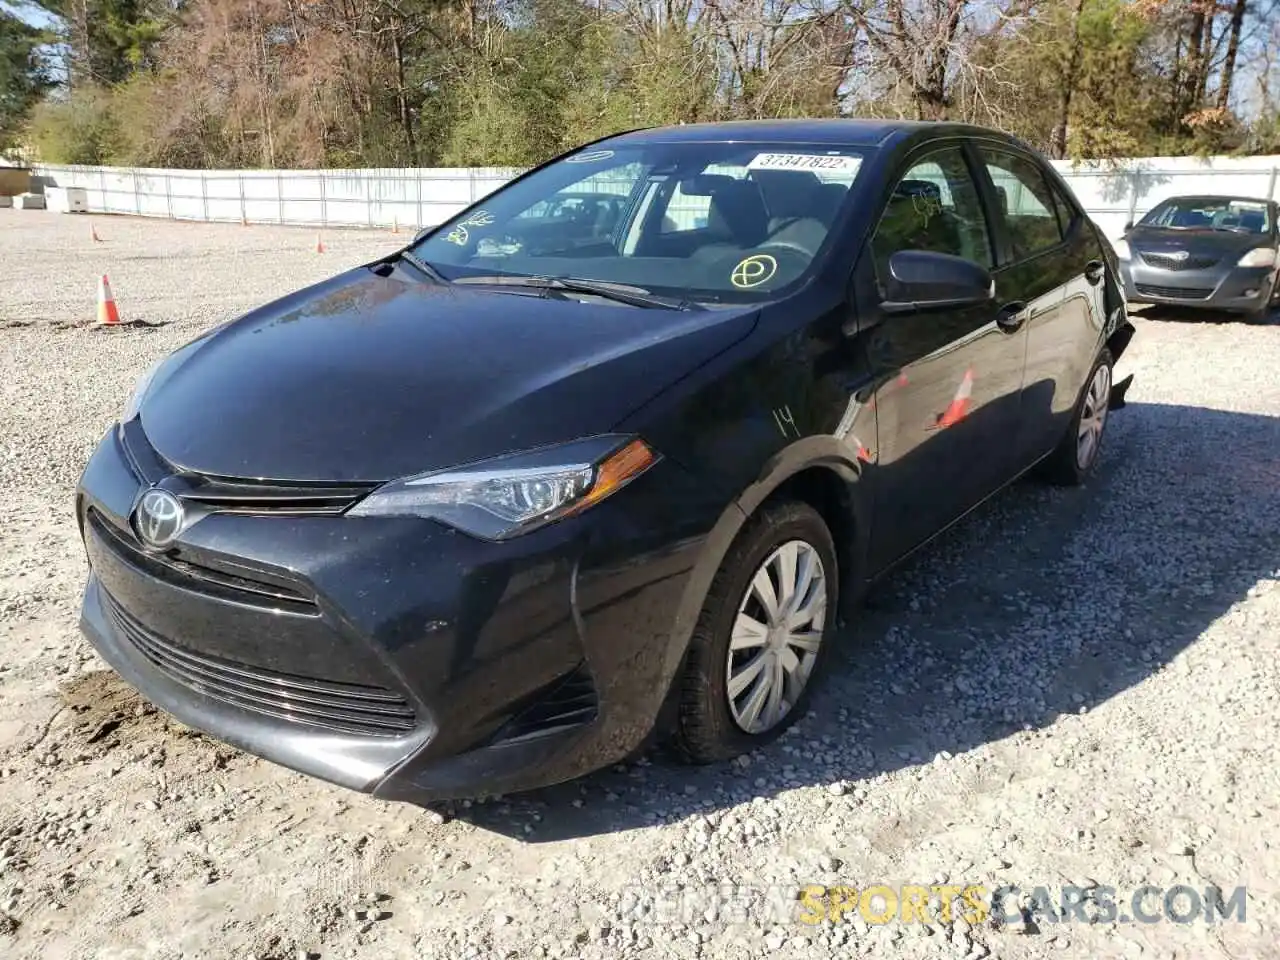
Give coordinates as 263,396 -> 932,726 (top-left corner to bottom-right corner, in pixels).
651,441 -> 870,738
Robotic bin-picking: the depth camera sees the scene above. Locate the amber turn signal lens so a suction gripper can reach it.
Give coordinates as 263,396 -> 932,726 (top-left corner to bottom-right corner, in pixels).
572,439 -> 658,513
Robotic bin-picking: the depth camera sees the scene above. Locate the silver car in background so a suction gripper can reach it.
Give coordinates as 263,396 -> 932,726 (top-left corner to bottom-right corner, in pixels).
1115,194 -> 1279,322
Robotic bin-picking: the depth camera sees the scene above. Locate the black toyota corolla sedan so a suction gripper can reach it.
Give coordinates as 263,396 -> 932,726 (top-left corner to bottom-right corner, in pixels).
76,120 -> 1134,805
1116,194 -> 1280,321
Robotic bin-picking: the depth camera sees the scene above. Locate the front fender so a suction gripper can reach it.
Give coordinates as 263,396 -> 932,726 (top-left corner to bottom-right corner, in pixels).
651,438 -> 872,736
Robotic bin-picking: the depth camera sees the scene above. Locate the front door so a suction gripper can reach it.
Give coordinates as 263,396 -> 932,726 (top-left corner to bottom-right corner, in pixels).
855,144 -> 1031,572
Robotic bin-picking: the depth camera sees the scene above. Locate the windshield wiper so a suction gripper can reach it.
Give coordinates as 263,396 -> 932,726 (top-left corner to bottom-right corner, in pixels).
453,275 -> 703,311
396,249 -> 450,284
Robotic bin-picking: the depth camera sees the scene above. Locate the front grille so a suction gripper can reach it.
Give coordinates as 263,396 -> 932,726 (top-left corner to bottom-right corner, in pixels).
179,476 -> 376,515
1134,283 -> 1214,301
103,592 -> 417,737
88,508 -> 317,614
491,664 -> 598,745
1139,252 -> 1220,271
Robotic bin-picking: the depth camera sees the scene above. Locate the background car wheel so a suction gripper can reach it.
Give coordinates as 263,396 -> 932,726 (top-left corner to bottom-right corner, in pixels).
1037,347 -> 1115,487
1243,281 -> 1278,324
670,500 -> 838,764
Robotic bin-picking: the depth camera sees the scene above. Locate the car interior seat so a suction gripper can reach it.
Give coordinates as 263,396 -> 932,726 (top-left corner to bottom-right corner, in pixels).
749,170 -> 837,255
704,179 -> 770,248
1173,208 -> 1212,227
1238,210 -> 1265,232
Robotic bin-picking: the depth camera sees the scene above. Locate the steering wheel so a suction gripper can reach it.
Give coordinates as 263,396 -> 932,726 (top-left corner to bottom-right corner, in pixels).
755,242 -> 814,271
757,240 -> 813,260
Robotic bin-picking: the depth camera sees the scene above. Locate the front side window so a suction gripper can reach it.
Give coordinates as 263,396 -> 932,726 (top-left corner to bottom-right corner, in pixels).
980,149 -> 1064,261
1140,197 -> 1272,234
870,147 -> 993,283
411,143 -> 866,303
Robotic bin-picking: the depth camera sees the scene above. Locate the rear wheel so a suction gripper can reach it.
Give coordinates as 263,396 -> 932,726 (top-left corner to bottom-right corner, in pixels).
670,500 -> 837,764
1038,348 -> 1114,486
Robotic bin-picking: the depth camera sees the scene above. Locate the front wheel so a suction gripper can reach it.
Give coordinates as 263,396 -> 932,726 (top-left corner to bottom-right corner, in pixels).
670,500 -> 838,764
1037,348 -> 1114,486
1243,279 -> 1278,324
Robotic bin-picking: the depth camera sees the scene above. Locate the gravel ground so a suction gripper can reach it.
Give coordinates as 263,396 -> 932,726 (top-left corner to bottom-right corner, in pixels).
1,208 -> 1278,960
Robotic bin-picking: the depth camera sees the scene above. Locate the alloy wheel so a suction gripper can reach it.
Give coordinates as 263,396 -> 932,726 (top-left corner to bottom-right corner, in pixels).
726,539 -> 827,735
1076,363 -> 1112,470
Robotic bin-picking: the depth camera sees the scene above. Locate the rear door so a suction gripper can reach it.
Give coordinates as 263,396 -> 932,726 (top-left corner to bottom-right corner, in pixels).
973,145 -> 1105,466
856,143 -> 1031,571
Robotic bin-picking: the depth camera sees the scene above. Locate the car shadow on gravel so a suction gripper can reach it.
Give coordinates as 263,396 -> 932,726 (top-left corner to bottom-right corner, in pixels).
1133,303 -> 1279,325
447,400 -> 1280,841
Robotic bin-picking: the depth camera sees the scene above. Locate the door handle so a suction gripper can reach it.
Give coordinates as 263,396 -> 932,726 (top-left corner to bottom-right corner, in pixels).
1085,259 -> 1105,285
995,300 -> 1027,332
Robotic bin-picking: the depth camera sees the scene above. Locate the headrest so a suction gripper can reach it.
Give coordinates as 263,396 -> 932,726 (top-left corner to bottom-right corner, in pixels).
707,179 -> 769,246
894,179 -> 942,201
750,169 -> 823,217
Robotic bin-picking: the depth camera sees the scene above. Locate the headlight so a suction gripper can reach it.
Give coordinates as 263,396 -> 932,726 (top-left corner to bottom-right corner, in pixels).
122,360 -> 163,421
1112,238 -> 1130,260
347,436 -> 659,539
1237,247 -> 1277,268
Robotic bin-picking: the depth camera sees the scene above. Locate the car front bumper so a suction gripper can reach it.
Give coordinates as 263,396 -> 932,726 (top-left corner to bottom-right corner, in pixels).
76,422 -> 717,804
1119,259 -> 1275,313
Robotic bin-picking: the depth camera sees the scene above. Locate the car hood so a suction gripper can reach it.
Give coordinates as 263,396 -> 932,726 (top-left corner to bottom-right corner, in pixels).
139,266 -> 759,482
1126,225 -> 1273,260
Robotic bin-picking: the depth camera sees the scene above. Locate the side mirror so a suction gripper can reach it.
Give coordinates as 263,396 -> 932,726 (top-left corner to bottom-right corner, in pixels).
881,250 -> 994,315
412,226 -> 433,244
1123,220 -> 1133,232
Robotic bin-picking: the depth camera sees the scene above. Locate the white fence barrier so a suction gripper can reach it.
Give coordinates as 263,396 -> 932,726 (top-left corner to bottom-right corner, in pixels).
26,154 -> 1280,242
27,164 -> 523,233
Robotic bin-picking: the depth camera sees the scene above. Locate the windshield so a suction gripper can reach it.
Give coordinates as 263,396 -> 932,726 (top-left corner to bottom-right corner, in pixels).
409,141 -> 866,303
1140,197 -> 1272,234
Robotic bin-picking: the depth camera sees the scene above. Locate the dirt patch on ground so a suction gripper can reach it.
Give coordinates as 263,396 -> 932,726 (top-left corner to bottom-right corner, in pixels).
58,670 -> 166,749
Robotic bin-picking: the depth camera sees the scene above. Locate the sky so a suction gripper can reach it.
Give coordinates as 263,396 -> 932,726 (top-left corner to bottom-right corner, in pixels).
3,1 -> 58,28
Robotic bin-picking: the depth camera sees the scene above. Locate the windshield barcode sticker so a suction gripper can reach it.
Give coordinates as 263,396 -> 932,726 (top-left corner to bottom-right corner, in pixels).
747,153 -> 861,172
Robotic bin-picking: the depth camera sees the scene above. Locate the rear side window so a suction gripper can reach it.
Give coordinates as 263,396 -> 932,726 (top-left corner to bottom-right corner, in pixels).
660,178 -> 712,233
979,149 -> 1064,261
1048,181 -> 1080,236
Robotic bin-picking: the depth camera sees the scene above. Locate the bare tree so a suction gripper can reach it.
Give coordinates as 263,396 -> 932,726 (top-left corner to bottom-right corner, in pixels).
1215,0 -> 1247,110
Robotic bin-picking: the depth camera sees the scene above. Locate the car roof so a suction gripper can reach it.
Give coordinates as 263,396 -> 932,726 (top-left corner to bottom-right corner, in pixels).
1153,194 -> 1274,206
604,118 -> 1016,149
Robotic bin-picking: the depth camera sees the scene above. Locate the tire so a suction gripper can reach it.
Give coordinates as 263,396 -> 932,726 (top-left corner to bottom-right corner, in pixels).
1037,347 -> 1114,487
670,500 -> 838,764
1243,279 -> 1278,324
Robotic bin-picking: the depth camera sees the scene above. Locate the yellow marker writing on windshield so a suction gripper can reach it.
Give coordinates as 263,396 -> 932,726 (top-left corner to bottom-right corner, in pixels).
731,254 -> 778,288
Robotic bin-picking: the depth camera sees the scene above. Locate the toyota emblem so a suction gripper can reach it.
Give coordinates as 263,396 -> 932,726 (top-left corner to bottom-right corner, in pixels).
133,488 -> 185,548
1167,250 -> 1190,261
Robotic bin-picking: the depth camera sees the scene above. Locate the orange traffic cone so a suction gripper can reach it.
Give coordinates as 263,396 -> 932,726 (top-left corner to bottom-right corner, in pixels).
391,217 -> 400,235
315,233 -> 325,253
90,223 -> 101,242
936,368 -> 973,428
97,275 -> 121,326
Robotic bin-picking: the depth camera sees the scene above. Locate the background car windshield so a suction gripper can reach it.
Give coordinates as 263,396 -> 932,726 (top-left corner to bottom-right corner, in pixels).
1141,197 -> 1272,233
411,142 -> 865,301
